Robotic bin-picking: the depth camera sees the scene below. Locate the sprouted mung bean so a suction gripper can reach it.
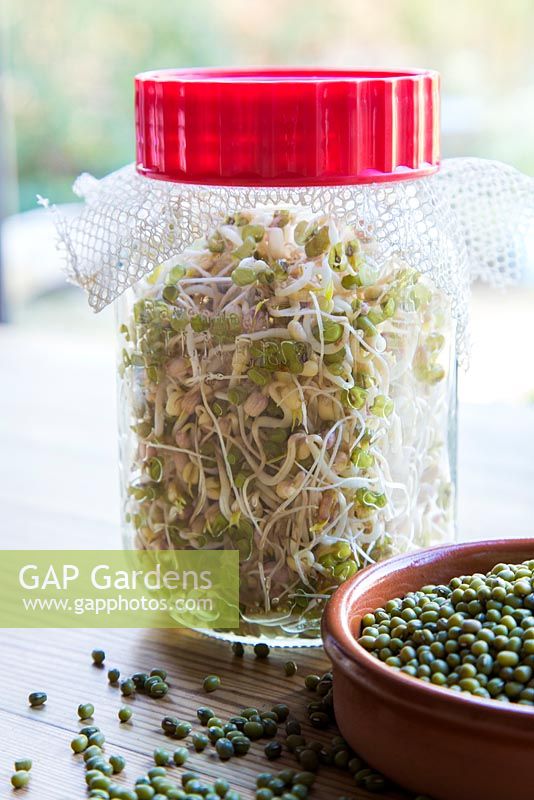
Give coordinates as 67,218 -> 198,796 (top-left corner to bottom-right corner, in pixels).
358,559 -> 534,704
119,207 -> 454,641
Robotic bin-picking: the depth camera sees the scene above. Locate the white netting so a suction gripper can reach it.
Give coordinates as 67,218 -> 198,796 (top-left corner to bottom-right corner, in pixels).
436,159 -> 534,286
55,157 -> 533,357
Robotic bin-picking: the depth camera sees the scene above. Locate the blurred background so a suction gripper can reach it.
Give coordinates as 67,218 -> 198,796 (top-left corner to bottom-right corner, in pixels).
0,0 -> 533,403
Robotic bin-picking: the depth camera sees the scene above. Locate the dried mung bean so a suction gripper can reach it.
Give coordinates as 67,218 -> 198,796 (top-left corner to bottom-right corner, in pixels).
118,705 -> 133,722
118,790 -> 137,800
108,668 -> 121,683
265,741 -> 283,760
11,771 -> 30,789
14,759 -> 32,772
153,748 -> 171,766
196,706 -> 214,725
358,559 -> 534,703
150,668 -> 167,680
293,772 -> 316,787
192,733 -> 209,751
121,678 -> 136,696
83,745 -> 102,761
174,721 -> 192,738
215,737 -> 235,759
150,682 -> 169,698
161,715 -> 178,735
309,712 -> 329,729
244,720 -> 264,740
364,773 -> 388,793
88,732 -> 106,748
71,734 -> 89,753
304,675 -> 320,691
298,749 -> 319,772
254,643 -> 270,659
91,649 -> 106,665
208,726 -> 225,743
173,747 -> 189,766
132,672 -> 149,690
203,674 -> 221,693
109,755 -> 126,774
256,790 -> 274,800
28,691 -> 47,707
88,774 -> 111,791
284,724 -> 301,741
213,778 -> 230,796
135,787 -> 156,800
233,737 -> 251,755
272,704 -> 290,722
78,703 -> 95,720
232,642 -> 245,657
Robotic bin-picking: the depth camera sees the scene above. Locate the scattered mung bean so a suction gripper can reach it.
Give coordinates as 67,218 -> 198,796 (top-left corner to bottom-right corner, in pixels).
91,649 -> 106,665
173,747 -> 188,766
108,667 -> 120,683
78,703 -> 95,720
71,734 -> 89,753
203,674 -> 221,693
13,759 -> 32,772
254,643 -> 270,659
11,771 -> 30,789
118,705 -> 133,723
153,747 -> 171,766
109,754 -> 126,774
28,691 -> 47,707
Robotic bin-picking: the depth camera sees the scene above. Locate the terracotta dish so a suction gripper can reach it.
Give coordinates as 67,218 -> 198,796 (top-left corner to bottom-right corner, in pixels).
322,539 -> 534,800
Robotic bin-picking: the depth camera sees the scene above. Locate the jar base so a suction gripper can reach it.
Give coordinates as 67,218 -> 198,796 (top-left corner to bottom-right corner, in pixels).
194,628 -> 323,649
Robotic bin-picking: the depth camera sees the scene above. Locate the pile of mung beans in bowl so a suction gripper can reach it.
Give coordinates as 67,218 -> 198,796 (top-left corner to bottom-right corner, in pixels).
322,538 -> 534,800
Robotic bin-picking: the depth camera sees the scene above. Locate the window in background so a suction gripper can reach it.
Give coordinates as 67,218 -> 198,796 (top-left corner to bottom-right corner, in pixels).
0,0 -> 532,402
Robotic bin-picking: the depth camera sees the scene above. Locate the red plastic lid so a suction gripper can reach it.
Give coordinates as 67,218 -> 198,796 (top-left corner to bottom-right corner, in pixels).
135,67 -> 440,186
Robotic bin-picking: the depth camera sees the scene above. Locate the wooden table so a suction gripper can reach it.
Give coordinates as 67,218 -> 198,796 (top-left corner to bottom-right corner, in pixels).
1,327 -> 533,800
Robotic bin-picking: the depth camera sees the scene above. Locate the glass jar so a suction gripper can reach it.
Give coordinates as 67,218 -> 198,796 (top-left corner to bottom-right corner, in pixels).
116,68 -> 458,644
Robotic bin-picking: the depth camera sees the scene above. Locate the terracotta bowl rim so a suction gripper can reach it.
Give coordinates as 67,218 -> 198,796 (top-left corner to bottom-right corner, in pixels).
323,537 -> 534,725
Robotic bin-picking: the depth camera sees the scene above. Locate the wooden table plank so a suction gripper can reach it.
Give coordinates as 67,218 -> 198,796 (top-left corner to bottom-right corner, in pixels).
1,327 -> 533,799
0,628 -> 408,800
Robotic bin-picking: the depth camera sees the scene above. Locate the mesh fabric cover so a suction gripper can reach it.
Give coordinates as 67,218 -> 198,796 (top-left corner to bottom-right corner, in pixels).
56,158 -> 533,355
